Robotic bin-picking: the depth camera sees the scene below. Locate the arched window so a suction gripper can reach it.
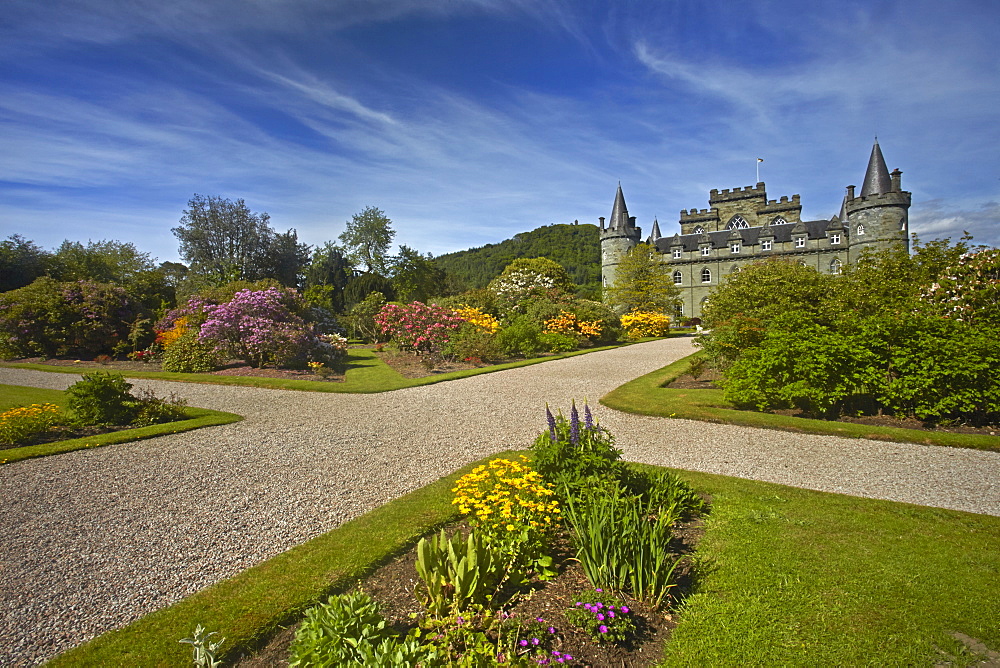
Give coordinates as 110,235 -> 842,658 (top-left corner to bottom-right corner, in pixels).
726,216 -> 749,230
673,270 -> 683,285
772,217 -> 787,225
701,268 -> 712,283
857,223 -> 866,236
693,225 -> 705,234
731,265 -> 740,275
900,218 -> 906,230
830,258 -> 842,275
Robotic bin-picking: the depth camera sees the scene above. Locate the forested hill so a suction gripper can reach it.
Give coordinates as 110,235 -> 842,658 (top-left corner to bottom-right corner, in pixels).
433,223 -> 600,290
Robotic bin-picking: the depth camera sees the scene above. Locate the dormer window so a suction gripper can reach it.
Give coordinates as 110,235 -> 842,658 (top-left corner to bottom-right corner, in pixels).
726,216 -> 749,230
830,233 -> 841,245
701,246 -> 711,256
730,242 -> 741,254
693,226 -> 705,234
857,224 -> 866,236
673,270 -> 683,285
672,247 -> 682,259
795,237 -> 805,248
761,239 -> 772,251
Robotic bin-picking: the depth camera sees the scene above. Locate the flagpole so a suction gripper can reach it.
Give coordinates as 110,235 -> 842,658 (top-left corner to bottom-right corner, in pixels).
756,157 -> 763,183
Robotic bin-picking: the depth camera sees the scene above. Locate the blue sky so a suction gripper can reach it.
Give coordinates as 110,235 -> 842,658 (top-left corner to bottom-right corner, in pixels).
2,0 -> 998,264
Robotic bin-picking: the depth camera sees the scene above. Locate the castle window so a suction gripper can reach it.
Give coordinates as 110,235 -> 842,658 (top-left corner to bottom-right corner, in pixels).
730,242 -> 741,254
830,258 -> 842,274
731,265 -> 740,274
701,268 -> 712,283
900,218 -> 906,230
672,247 -> 682,259
761,239 -> 772,251
701,246 -> 711,256
693,226 -> 705,234
830,233 -> 841,245
857,224 -> 866,236
673,270 -> 683,285
772,217 -> 787,225
795,237 -> 805,248
726,216 -> 749,230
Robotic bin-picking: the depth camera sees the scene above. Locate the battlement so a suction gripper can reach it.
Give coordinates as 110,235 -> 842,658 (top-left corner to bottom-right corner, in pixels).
709,182 -> 766,203
679,208 -> 718,222
759,194 -> 801,213
846,190 -> 911,213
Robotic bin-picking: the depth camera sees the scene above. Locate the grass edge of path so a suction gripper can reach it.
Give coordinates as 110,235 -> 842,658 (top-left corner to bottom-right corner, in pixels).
600,352 -> 1000,451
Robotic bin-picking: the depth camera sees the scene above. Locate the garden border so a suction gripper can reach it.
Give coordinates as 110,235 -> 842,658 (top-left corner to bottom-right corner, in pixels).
600,353 -> 1000,452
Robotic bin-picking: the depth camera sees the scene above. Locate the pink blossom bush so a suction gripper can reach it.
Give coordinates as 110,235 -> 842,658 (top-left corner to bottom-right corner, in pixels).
198,288 -> 341,368
374,302 -> 465,354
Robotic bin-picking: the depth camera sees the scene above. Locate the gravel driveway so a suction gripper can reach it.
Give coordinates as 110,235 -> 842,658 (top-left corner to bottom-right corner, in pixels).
1,337 -> 998,666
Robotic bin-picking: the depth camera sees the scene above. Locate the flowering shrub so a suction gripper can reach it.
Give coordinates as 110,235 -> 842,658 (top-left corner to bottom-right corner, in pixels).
532,402 -> 624,500
452,457 -> 560,576
566,590 -> 636,644
198,288 -> 334,368
620,310 -> 671,338
155,316 -> 190,348
454,305 -> 500,333
543,310 -> 602,340
374,301 -> 465,355
923,248 -> 1000,326
0,403 -> 63,445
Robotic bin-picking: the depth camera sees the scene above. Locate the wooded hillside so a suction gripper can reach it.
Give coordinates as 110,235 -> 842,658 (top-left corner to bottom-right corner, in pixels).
434,223 -> 600,292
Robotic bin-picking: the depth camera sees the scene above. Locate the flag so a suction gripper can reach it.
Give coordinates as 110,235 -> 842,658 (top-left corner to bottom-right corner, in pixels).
757,157 -> 764,163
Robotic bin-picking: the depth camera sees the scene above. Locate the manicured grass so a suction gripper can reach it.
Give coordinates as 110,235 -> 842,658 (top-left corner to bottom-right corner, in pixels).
0,343 -> 641,394
653,468 -> 1000,666
601,353 -> 1000,451
0,384 -> 243,465
45,457 -> 1000,667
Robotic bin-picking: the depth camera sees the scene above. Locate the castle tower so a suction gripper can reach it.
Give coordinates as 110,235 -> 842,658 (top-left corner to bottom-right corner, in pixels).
846,139 -> 911,262
600,184 -> 642,289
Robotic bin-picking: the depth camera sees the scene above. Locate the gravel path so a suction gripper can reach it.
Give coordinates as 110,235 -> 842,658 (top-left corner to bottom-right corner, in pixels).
1,338 -> 998,666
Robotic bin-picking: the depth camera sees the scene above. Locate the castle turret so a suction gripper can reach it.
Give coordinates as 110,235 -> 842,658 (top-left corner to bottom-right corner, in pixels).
600,184 -> 642,289
847,139 -> 910,262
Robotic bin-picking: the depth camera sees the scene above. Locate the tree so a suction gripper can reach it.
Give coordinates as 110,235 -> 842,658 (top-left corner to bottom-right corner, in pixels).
304,242 -> 353,312
487,257 -> 575,306
0,234 -> 51,292
173,194 -> 305,285
339,206 -> 395,275
603,243 -> 680,315
391,245 -> 446,303
48,239 -> 173,311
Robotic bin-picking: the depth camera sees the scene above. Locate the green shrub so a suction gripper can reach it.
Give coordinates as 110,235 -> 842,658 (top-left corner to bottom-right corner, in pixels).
67,372 -> 137,426
494,316 -> 543,357
289,592 -> 438,667
130,388 -> 189,427
414,529 -> 508,616
538,331 -> 577,353
442,322 -> 503,363
161,329 -> 225,373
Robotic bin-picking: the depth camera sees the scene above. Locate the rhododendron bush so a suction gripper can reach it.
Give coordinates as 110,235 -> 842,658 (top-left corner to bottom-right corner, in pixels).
198,288 -> 344,368
374,301 -> 464,354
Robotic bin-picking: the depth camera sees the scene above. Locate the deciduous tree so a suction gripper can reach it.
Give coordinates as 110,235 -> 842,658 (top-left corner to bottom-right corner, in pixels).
603,243 -> 680,315
339,206 -> 395,275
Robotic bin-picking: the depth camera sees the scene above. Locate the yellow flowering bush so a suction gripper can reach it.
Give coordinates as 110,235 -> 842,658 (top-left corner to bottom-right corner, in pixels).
543,311 -> 603,339
452,457 -> 560,576
454,306 -> 500,334
155,316 -> 189,348
0,403 -> 63,445
620,310 -> 671,339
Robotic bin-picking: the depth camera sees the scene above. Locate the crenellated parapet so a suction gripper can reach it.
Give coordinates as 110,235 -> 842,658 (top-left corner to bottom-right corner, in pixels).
709,182 -> 767,204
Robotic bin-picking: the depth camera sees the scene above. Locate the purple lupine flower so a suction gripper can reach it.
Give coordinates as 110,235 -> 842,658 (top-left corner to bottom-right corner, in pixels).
546,405 -> 557,442
569,401 -> 580,446
584,403 -> 594,430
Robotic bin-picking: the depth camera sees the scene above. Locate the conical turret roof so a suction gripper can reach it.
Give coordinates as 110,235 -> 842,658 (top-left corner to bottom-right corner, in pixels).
648,218 -> 661,243
860,139 -> 891,197
610,183 -> 630,230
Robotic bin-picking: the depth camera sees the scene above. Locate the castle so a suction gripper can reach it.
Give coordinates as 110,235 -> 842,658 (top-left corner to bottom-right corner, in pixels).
600,139 -> 911,318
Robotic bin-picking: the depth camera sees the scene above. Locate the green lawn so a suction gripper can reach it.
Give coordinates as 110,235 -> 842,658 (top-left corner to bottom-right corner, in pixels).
46,457 -> 1000,667
601,353 -> 1000,451
0,342 -> 646,394
0,383 -> 242,465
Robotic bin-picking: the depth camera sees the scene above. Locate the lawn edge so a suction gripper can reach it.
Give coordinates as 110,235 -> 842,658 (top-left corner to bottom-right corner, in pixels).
600,352 -> 1000,451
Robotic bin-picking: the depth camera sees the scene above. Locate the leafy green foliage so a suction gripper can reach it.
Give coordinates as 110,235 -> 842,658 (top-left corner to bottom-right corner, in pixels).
67,372 -> 137,426
414,530 -> 507,617
487,257 -> 575,308
161,329 -> 226,373
493,316 -> 543,357
391,245 -> 446,303
178,625 -> 224,668
433,223 -> 600,295
289,592 -> 438,667
0,234 -> 51,292
531,403 -> 625,501
346,291 -> 387,342
339,206 -> 396,276
604,243 -> 680,315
